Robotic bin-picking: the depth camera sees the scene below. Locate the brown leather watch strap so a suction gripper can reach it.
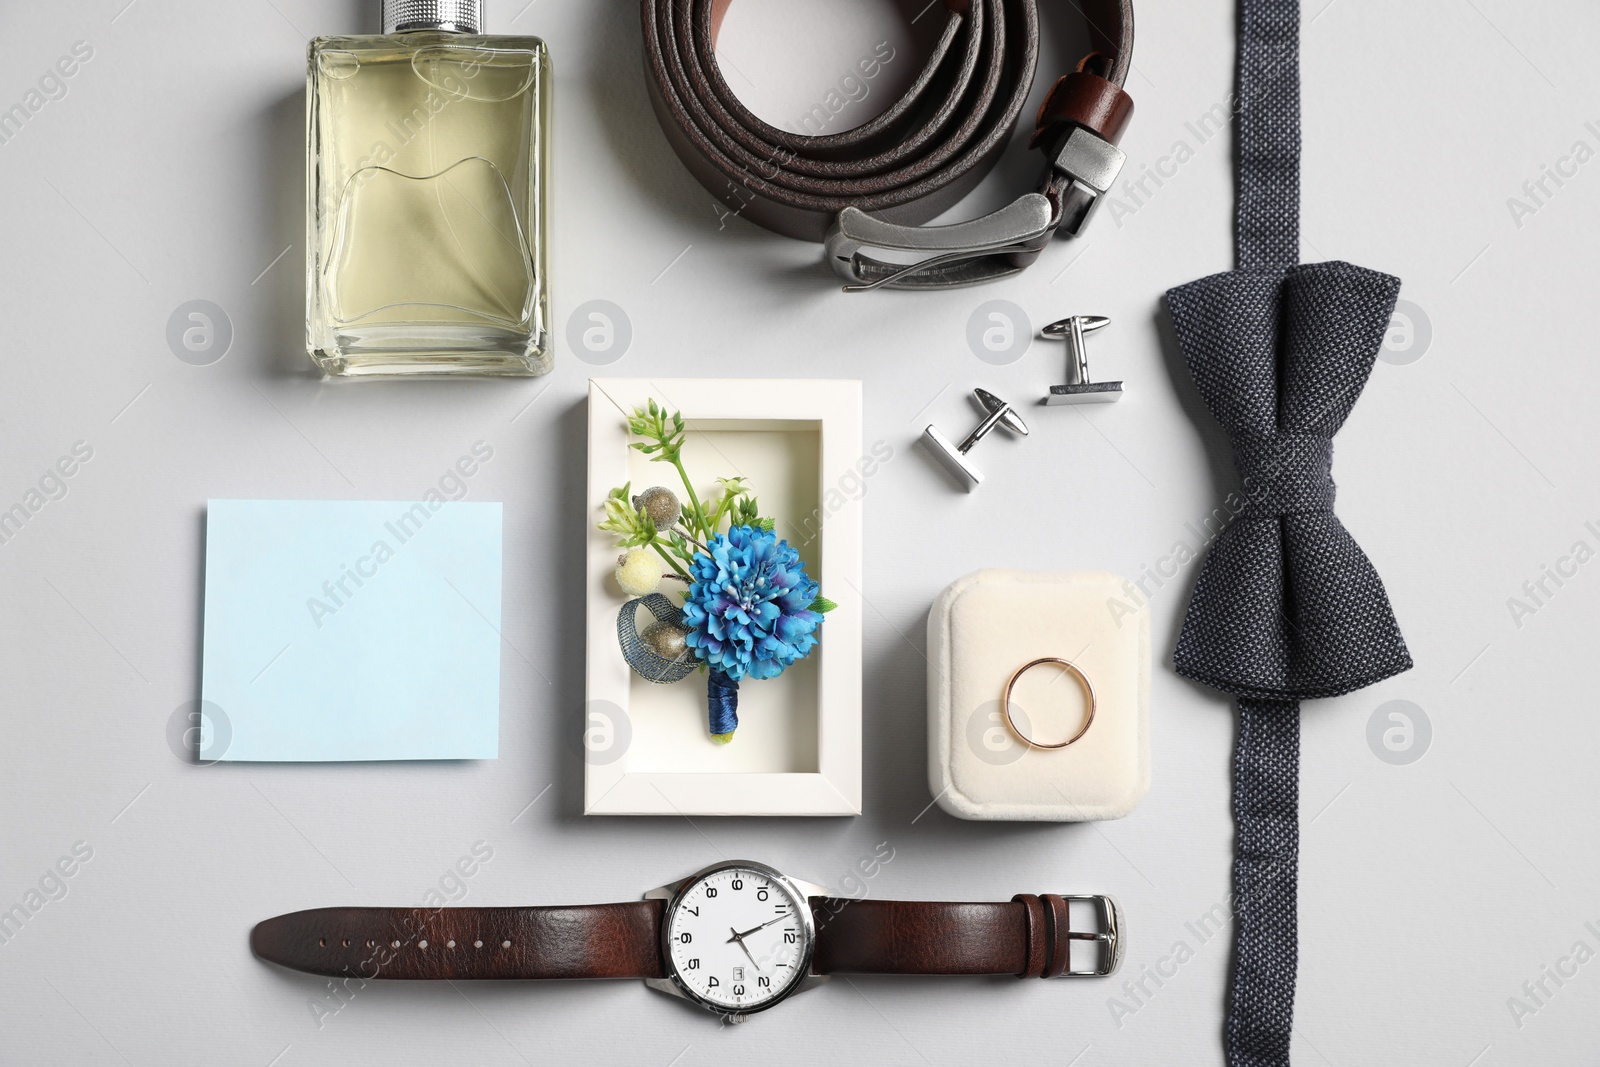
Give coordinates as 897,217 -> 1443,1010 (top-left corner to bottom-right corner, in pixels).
809,894 -> 1083,979
250,902 -> 666,980
641,0 -> 1135,242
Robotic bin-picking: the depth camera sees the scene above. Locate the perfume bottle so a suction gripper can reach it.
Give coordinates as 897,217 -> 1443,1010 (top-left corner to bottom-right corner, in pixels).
307,0 -> 551,376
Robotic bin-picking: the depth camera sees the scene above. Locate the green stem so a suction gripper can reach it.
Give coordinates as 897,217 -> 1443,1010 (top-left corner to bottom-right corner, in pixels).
674,525 -> 711,554
669,456 -> 708,540
665,534 -> 700,572
651,540 -> 690,580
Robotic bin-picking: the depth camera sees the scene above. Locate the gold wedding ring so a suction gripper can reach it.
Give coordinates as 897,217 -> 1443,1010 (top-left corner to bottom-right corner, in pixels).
1001,657 -> 1096,750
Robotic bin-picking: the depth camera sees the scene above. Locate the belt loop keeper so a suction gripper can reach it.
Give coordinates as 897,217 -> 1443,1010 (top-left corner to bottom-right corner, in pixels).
1040,893 -> 1073,978
1011,894 -> 1048,979
1031,68 -> 1136,149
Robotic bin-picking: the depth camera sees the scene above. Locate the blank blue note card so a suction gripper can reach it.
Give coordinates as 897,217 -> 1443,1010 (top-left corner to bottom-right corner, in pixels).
201,499 -> 503,761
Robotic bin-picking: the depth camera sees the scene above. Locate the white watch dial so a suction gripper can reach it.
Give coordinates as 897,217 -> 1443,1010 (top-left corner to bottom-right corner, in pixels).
665,865 -> 812,1012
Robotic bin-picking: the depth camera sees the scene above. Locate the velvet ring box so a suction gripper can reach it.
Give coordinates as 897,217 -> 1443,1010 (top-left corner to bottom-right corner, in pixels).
927,569 -> 1151,821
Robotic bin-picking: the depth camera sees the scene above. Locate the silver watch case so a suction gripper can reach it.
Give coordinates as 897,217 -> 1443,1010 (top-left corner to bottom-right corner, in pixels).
644,859 -> 832,1022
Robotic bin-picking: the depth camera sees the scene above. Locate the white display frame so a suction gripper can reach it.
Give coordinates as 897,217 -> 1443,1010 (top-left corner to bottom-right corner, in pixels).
584,379 -> 863,816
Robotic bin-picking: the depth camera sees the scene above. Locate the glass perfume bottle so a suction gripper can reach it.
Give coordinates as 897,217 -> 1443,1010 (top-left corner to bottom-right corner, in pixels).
307,0 -> 550,376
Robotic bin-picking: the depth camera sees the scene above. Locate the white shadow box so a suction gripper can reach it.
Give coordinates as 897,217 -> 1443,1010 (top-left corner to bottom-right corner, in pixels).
584,379 -> 863,816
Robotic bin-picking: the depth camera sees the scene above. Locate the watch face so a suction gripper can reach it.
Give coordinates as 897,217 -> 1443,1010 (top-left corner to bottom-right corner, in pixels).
664,862 -> 814,1014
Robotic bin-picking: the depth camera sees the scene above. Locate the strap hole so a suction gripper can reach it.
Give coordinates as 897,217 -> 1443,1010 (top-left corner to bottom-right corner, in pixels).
473,939 -> 483,948
342,939 -> 351,948
446,940 -> 456,948
391,940 -> 400,949
501,940 -> 512,949
367,940 -> 375,948
317,938 -> 326,948
418,940 -> 428,949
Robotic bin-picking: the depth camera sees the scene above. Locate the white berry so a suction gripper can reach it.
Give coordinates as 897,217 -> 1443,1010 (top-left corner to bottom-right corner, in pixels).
615,549 -> 667,597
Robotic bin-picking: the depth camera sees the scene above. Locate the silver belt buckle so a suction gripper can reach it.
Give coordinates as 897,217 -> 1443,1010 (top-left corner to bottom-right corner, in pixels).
823,194 -> 1056,293
1060,894 -> 1124,977
824,126 -> 1126,292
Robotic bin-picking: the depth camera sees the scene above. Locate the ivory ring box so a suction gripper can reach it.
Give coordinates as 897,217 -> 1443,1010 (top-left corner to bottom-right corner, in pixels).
928,570 -> 1151,821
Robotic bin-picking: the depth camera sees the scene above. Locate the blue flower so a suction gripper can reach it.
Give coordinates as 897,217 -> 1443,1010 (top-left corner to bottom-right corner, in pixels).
681,525 -> 822,682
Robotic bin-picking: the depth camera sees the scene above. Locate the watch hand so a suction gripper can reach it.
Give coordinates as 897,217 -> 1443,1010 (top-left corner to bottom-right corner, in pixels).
731,913 -> 789,940
726,927 -> 763,972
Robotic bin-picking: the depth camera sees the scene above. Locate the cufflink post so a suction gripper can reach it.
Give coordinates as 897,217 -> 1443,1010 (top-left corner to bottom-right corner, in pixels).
922,388 -> 1029,491
1042,315 -> 1122,404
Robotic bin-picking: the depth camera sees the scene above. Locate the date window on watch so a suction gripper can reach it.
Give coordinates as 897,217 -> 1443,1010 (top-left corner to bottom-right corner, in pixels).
732,966 -> 745,982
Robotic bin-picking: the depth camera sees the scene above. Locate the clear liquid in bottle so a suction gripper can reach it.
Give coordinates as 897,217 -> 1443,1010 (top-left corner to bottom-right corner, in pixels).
307,17 -> 550,377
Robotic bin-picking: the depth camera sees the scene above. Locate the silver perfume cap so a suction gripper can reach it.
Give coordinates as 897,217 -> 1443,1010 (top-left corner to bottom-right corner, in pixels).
382,0 -> 483,34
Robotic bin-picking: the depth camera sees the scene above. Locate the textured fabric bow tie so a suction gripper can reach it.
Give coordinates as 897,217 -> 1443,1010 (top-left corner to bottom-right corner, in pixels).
1167,262 -> 1412,703
1164,2 -> 1413,1065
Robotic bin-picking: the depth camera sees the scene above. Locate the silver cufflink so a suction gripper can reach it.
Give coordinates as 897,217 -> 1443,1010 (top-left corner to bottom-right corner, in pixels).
922,388 -> 1030,491
1042,315 -> 1122,404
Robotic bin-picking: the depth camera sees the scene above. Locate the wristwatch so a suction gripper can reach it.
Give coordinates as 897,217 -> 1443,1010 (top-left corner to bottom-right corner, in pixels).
251,859 -> 1123,1020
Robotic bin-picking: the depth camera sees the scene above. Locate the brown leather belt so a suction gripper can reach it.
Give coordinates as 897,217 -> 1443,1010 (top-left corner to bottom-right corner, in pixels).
641,0 -> 1135,289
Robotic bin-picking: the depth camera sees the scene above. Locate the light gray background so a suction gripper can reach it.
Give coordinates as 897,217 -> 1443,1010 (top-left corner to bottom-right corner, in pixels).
1,0 -> 1595,1064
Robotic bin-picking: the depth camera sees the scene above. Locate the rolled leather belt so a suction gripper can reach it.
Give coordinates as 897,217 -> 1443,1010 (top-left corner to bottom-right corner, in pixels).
640,0 -> 1134,289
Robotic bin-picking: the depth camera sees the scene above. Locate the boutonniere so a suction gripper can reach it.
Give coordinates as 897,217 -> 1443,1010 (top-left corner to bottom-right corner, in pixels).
599,402 -> 834,744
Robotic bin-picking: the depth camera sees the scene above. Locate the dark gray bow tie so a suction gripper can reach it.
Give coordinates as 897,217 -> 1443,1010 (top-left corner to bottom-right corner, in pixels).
1169,0 -> 1418,1059
1166,260 -> 1414,1065
1164,1 -> 1418,1061
1167,261 -> 1413,704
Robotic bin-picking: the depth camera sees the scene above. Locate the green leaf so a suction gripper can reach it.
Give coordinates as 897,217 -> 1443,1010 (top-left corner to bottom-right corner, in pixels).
810,596 -> 837,614
730,495 -> 762,530
704,477 -> 755,532
663,531 -> 701,572
627,402 -> 688,468
598,481 -> 661,549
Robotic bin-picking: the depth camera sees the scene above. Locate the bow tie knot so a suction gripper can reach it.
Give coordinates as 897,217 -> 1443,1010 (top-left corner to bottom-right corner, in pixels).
1237,432 -> 1334,517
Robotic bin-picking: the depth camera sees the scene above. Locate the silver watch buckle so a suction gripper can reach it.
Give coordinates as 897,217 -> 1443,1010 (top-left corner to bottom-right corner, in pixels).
824,194 -> 1056,293
1059,895 -> 1124,977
